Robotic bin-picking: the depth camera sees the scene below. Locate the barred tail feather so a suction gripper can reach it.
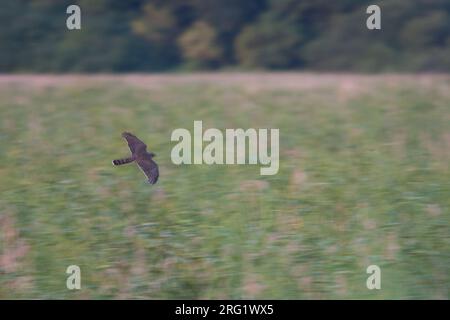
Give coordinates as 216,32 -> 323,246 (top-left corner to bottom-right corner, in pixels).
112,157 -> 134,166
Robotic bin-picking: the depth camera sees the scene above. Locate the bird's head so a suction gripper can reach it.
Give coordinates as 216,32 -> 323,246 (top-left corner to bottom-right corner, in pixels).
149,152 -> 156,157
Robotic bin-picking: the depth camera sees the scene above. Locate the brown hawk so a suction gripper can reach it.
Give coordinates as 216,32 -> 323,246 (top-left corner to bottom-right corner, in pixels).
112,132 -> 159,184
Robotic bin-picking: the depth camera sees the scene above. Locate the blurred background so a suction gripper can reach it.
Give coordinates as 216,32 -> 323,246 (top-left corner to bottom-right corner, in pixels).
0,0 -> 449,300
1,0 -> 450,72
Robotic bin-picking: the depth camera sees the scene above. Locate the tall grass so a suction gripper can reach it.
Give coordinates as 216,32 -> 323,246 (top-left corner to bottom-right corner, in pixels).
0,75 -> 449,299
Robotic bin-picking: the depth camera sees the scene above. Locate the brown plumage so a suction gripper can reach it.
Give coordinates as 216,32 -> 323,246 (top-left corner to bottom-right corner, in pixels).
112,132 -> 159,184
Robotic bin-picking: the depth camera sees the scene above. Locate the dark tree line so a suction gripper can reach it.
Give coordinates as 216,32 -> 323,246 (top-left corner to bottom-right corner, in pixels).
1,0 -> 449,72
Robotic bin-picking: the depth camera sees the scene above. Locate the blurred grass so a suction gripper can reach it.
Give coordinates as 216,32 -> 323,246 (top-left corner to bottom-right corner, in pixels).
0,74 -> 449,299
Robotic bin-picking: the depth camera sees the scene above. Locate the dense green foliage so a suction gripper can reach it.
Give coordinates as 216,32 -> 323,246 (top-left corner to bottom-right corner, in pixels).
0,74 -> 449,298
1,0 -> 450,72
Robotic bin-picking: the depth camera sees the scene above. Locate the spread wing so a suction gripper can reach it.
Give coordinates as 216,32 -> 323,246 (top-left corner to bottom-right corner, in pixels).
136,157 -> 159,184
122,132 -> 147,154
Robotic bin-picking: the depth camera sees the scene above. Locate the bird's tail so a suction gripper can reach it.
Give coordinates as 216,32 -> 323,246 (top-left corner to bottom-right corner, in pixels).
112,157 -> 134,166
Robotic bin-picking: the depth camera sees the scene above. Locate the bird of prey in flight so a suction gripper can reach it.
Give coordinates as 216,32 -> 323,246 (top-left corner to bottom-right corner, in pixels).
112,132 -> 159,184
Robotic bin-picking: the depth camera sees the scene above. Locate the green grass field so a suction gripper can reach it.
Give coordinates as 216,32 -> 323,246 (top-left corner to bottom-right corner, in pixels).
0,74 -> 449,299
